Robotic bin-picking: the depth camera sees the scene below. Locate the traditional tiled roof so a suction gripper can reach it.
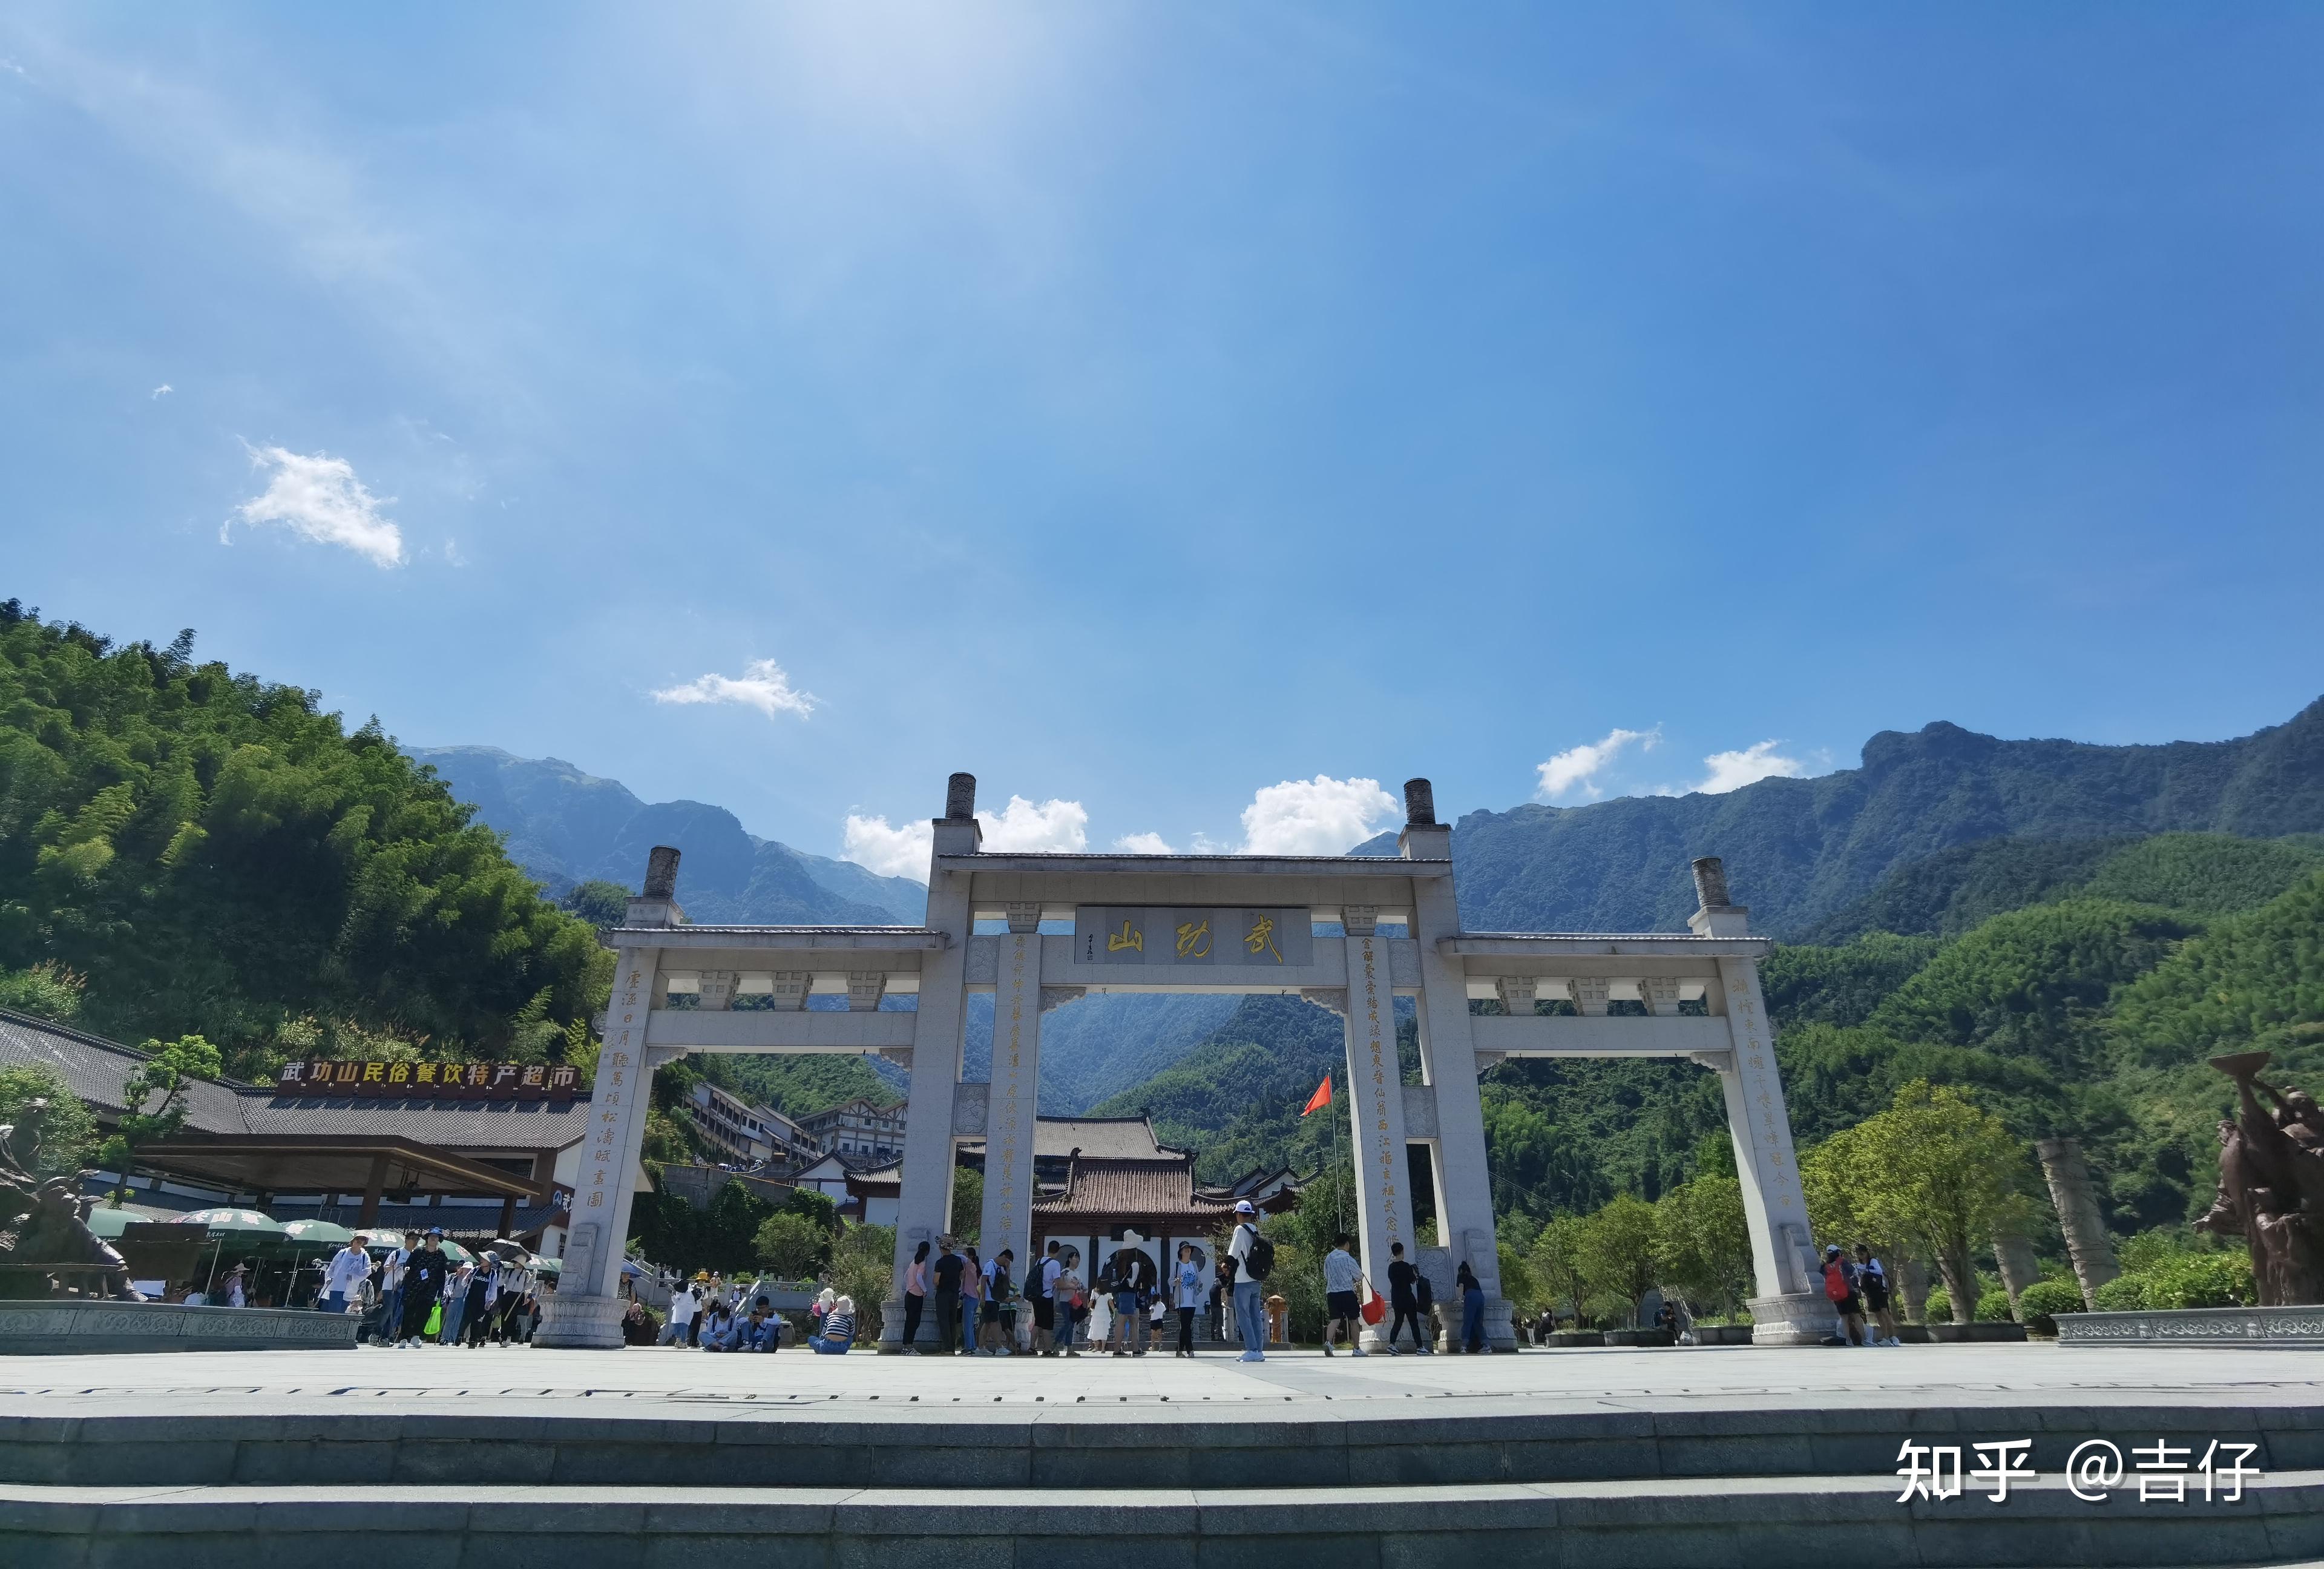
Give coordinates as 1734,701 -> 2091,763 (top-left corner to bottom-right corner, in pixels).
238,1096 -> 591,1150
1034,1157 -> 1241,1219
0,1008 -> 252,1133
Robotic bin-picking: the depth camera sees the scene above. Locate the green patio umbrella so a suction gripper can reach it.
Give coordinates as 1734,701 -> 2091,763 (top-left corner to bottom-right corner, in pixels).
281,1219 -> 355,1247
438,1239 -> 474,1265
165,1209 -> 285,1296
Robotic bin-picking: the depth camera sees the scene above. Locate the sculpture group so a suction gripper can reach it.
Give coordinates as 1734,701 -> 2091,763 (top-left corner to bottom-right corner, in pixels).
2200,1052 -> 2324,1305
0,1108 -> 140,1301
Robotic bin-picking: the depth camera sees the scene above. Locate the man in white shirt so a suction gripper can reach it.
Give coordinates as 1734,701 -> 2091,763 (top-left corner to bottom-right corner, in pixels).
660,1283 -> 698,1347
1227,1201 -> 1269,1363
320,1235 -> 372,1314
1322,1234 -> 1367,1357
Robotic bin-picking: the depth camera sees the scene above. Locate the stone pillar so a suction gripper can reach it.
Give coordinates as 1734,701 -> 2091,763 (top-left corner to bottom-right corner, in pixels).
1992,1233 -> 2042,1317
536,849 -> 681,1348
879,775 -> 979,1350
977,909 -> 1046,1301
1692,858 -> 1826,1345
2036,1136 -> 2120,1308
1333,922 -> 1414,1353
1401,782 -> 1515,1351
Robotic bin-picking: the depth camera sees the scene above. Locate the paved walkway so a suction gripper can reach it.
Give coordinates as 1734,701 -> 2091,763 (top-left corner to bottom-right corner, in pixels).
3,1341 -> 2319,1424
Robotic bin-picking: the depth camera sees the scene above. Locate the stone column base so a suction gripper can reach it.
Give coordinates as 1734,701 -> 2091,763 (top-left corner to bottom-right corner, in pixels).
875,1295 -> 905,1353
532,1292 -> 626,1350
1747,1291 -> 1834,1346
1425,1295 -> 1518,1351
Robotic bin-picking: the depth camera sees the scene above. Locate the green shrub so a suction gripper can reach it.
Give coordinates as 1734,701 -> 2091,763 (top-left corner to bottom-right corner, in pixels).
1922,1286 -> 1949,1322
1974,1286 -> 2015,1322
2015,1279 -> 2087,1337
2143,1251 -> 2254,1309
2090,1274 -> 2147,1311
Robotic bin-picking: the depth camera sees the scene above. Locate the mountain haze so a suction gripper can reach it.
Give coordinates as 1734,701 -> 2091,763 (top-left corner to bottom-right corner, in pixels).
409,746 -> 927,926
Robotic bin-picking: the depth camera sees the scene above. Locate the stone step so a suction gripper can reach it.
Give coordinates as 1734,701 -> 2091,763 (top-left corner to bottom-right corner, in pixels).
4,1473 -> 2320,1568
7,1401 -> 2320,1492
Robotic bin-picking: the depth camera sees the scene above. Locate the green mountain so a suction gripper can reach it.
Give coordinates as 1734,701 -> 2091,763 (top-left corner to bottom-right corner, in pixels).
1437,702 -> 2324,938
0,604 -> 608,1075
408,745 -> 928,926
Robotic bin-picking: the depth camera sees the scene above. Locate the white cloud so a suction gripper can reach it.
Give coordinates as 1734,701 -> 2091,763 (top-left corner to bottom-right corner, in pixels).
442,538 -> 467,568
841,792 -> 1090,881
150,383 -> 172,398
225,444 -> 404,568
980,795 -> 1088,852
1535,726 -> 1661,801
651,659 -> 817,720
1239,775 -> 1399,856
1693,740 -> 1810,795
1113,832 -> 1175,854
842,814 -> 933,880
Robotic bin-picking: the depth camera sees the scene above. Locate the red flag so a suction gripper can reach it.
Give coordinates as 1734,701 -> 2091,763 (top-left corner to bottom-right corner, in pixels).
1300,1074 -> 1332,1116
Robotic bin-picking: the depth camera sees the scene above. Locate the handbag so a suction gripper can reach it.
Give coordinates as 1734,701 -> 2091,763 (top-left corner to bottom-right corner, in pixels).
424,1302 -> 442,1336
1359,1279 -> 1386,1326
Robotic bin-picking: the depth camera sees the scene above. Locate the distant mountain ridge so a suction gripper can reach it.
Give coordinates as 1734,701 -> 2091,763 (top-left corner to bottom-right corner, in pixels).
1425,698 -> 2324,939
407,746 -> 927,926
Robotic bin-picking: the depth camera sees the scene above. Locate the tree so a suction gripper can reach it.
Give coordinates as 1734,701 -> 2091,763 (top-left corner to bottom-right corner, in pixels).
562,880 -> 632,929
1529,1214 -> 1589,1325
0,963 -> 85,1025
97,1034 -> 220,1201
1653,1175 -> 1753,1317
1804,1079 -> 2035,1323
829,1223 -> 896,1338
753,1212 -> 828,1279
951,1166 -> 983,1242
0,1065 -> 97,1177
1575,1193 -> 1661,1326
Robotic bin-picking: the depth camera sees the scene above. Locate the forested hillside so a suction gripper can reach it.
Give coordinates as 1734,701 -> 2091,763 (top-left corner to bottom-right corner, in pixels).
1102,831 -> 2324,1243
0,602 -> 611,1078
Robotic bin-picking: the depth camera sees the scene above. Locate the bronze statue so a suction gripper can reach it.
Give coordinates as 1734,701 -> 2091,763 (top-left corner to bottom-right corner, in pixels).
2198,1053 -> 2324,1306
0,1114 -> 142,1301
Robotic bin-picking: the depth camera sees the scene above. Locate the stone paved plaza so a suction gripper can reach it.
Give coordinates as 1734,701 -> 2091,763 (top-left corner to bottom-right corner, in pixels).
2,1339 -> 2318,1420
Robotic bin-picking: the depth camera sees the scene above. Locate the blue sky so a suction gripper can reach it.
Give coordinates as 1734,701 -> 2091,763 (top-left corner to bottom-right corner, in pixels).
4,5 -> 2320,875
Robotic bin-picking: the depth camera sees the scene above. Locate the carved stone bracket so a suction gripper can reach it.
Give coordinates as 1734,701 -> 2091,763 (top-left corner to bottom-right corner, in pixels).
1039,986 -> 1087,1014
1341,904 -> 1379,937
1474,1050 -> 1507,1076
695,970 -> 741,1011
1494,977 -> 1537,1017
767,972 -> 810,1011
1298,988 -> 1349,1018
878,1046 -> 913,1068
1005,903 -> 1042,935
1641,976 -> 1681,1016
846,972 -> 888,1012
1569,977 -> 1611,1016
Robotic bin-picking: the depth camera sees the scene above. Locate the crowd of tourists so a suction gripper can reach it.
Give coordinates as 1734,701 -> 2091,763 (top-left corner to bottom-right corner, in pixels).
313,1227 -> 546,1346
633,1198 -> 1507,1358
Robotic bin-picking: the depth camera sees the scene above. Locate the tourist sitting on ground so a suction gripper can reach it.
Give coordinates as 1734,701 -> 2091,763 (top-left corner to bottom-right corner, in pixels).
811,1295 -> 856,1354
1322,1234 -> 1366,1357
741,1296 -> 781,1352
1456,1260 -> 1487,1353
698,1300 -> 741,1351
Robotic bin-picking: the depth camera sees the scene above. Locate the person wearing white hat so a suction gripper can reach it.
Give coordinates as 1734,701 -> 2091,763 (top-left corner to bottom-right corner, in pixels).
1227,1200 -> 1272,1362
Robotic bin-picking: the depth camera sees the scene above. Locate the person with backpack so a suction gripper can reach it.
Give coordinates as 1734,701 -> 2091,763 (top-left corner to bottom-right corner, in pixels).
1031,1240 -> 1062,1356
1385,1242 -> 1430,1354
1227,1200 -> 1273,1362
979,1249 -> 1014,1356
1854,1243 -> 1899,1346
1822,1243 -> 1868,1346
